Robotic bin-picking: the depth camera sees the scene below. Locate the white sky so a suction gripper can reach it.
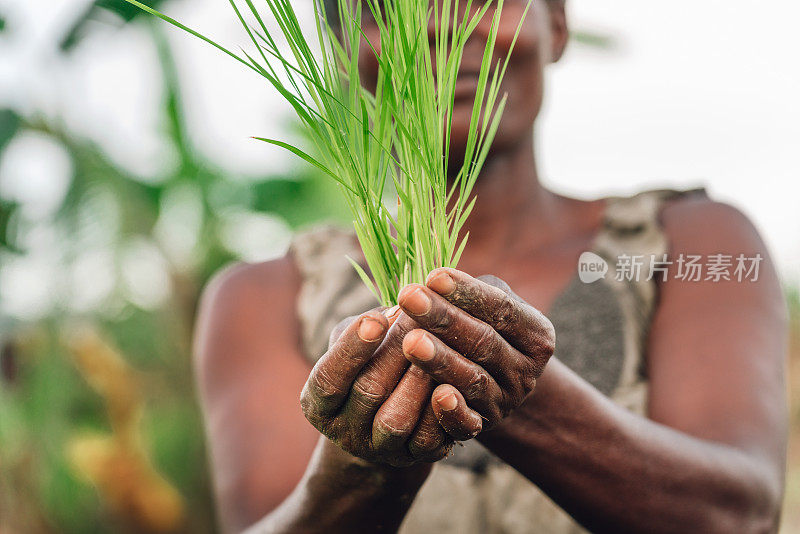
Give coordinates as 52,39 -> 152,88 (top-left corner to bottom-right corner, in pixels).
1,0 -> 798,283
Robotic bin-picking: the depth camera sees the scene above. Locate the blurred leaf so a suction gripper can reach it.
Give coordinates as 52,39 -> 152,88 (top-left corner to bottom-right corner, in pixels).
0,15 -> 6,33
151,21 -> 196,175
0,108 -> 19,152
571,29 -> 618,50
0,199 -> 21,252
93,0 -> 167,22
61,0 -> 168,51
0,109 -> 22,252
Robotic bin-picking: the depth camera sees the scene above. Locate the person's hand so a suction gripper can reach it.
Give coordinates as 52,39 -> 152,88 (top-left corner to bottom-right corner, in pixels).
300,306 -> 455,467
397,268 -> 556,440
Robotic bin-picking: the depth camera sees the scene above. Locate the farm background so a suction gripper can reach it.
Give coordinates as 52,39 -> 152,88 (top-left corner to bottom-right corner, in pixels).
1,0 -> 798,532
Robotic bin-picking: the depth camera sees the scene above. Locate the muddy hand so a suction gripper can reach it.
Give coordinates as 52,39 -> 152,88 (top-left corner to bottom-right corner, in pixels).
301,306 -> 454,467
398,268 -> 556,440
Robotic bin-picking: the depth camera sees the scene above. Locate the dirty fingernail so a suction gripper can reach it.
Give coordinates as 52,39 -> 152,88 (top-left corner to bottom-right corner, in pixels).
400,287 -> 431,316
383,305 -> 401,319
358,317 -> 384,342
437,391 -> 458,411
409,333 -> 435,361
427,271 -> 456,296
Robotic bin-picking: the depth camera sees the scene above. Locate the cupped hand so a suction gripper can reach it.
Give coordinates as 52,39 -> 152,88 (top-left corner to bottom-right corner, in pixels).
398,268 -> 556,440
300,306 -> 456,467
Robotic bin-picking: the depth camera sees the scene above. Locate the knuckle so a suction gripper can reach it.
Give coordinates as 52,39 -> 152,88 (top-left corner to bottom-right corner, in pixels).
500,381 -> 524,409
429,308 -> 453,332
300,388 -> 332,433
530,316 -> 556,373
374,423 -> 404,443
518,361 -> 538,394
539,316 -> 557,357
471,324 -> 497,359
374,414 -> 412,440
492,295 -> 519,332
299,386 -> 317,420
502,380 -> 526,411
500,362 -> 537,411
312,364 -> 341,402
464,370 -> 491,400
351,374 -> 390,408
300,381 -> 322,417
520,311 -> 556,375
426,349 -> 451,375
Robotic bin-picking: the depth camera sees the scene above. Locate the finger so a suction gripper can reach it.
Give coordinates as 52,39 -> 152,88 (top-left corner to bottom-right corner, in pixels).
341,312 -> 418,424
372,364 -> 434,453
407,404 -> 454,462
426,268 -> 556,370
431,384 -> 483,440
327,314 -> 358,349
384,304 -> 402,325
328,304 -> 398,349
403,329 -> 506,424
398,284 -> 527,384
301,311 -> 389,425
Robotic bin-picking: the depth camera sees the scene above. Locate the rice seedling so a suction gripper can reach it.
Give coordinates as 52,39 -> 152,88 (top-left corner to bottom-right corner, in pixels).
123,0 -> 531,305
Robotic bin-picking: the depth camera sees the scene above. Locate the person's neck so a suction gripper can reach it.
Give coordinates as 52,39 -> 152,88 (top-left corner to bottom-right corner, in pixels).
455,130 -> 563,269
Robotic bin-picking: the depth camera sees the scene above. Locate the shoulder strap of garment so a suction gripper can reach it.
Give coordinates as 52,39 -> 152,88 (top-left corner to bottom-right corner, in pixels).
592,187 -> 708,386
289,225 -> 378,364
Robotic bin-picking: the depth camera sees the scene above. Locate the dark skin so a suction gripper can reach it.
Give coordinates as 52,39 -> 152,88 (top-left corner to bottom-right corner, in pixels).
194,1 -> 788,532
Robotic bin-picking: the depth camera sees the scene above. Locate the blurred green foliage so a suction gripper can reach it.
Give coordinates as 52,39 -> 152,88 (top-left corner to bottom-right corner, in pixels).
0,1 -> 348,532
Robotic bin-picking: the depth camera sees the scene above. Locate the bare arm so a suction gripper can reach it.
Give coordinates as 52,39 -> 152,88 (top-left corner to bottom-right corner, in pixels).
194,259 -> 318,531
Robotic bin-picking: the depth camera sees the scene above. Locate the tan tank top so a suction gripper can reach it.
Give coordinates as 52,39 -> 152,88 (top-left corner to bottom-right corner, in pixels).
289,188 -> 706,533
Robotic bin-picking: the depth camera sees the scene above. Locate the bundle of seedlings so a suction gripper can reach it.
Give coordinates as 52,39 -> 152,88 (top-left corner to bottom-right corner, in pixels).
125,0 -> 531,305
